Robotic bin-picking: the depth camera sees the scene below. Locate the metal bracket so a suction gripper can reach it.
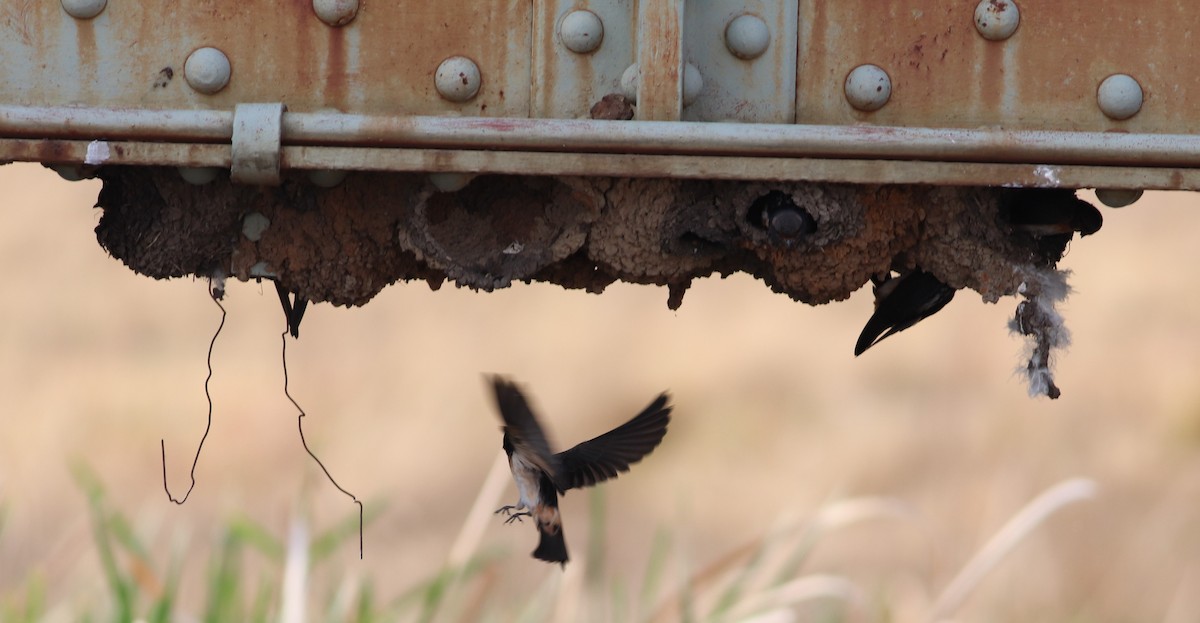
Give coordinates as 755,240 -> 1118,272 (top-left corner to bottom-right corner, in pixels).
231,103 -> 285,185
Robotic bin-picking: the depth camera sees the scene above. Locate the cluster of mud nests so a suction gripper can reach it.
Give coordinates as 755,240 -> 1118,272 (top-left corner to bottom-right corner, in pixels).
93,166 -> 1098,397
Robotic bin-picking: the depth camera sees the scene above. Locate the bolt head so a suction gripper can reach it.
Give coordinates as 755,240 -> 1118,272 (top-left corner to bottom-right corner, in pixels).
974,0 -> 1020,41
184,47 -> 231,95
312,0 -> 358,26
308,169 -> 348,188
621,63 -> 701,106
844,64 -> 891,112
435,56 -> 482,103
50,165 -> 89,181
620,64 -> 640,101
61,0 -> 106,19
559,10 -> 604,54
725,14 -> 771,60
1094,188 -> 1143,208
178,167 -> 221,185
241,212 -> 271,241
429,173 -> 475,192
1097,74 -> 1143,120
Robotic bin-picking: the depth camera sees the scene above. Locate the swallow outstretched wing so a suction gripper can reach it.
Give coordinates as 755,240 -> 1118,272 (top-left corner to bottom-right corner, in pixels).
554,394 -> 671,492
491,377 -> 559,477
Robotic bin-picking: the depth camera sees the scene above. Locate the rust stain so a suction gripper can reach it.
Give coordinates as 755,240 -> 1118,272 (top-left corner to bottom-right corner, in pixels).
0,0 -> 36,47
797,1 -> 829,123
793,0 -> 1200,132
636,1 -> 684,121
74,17 -> 97,102
980,31 -> 1004,113
325,26 -> 347,108
2,0 -> 1195,134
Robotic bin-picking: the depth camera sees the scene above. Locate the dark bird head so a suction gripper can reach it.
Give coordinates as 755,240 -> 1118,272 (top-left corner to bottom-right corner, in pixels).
1069,198 -> 1103,237
749,190 -> 816,248
1003,189 -> 1103,237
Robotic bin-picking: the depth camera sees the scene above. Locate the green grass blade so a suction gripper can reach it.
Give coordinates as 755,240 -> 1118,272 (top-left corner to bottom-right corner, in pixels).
638,528 -> 672,616
706,540 -> 770,619
353,582 -> 375,623
249,577 -> 276,623
71,462 -> 136,622
7,574 -> 46,623
227,514 -> 285,563
146,561 -> 177,623
203,532 -> 245,623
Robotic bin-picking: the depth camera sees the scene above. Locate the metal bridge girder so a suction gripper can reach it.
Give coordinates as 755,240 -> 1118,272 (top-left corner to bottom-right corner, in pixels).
0,1 -> 1196,189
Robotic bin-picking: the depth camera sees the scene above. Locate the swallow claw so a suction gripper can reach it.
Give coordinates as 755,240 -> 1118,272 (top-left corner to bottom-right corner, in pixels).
495,505 -> 531,523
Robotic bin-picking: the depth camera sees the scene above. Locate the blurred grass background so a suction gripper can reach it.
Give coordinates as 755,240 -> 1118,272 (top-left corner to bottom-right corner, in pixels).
0,163 -> 1198,621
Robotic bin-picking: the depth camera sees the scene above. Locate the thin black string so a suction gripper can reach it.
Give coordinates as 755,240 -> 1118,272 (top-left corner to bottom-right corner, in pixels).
280,329 -> 364,560
161,284 -> 226,504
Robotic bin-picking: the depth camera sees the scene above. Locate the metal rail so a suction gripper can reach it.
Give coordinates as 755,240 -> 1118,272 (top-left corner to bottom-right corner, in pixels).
4,105 -> 1199,188
4,105 -> 1200,167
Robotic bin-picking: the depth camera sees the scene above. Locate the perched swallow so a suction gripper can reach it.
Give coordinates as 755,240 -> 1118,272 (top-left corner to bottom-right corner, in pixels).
489,377 -> 671,566
854,269 -> 956,356
273,282 -> 308,338
751,191 -> 816,248
1005,189 -> 1103,237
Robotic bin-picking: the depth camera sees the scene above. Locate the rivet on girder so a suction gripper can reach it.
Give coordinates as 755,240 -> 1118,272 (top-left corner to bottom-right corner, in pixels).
178,167 -> 221,185
844,64 -> 891,112
61,0 -> 106,19
430,173 -> 476,192
241,212 -> 271,241
435,56 -> 482,102
184,47 -> 231,95
308,170 -> 348,188
1096,74 -> 1143,120
1095,189 -> 1144,208
559,10 -> 604,54
973,0 -> 1020,41
620,62 -> 704,107
725,14 -> 770,60
312,0 -> 358,27
50,165 -> 91,181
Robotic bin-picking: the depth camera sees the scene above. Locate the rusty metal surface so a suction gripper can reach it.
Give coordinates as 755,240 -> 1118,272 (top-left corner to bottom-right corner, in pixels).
0,1 -> 531,116
798,1 -> 1200,132
635,0 -> 686,120
9,138 -> 1200,190
3,1 -> 1200,188
532,0 -> 636,119
8,106 -> 1200,167
683,0 -> 798,123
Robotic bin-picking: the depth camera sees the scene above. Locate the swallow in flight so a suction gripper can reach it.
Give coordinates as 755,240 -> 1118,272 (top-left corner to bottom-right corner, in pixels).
489,376 -> 671,566
854,269 -> 957,356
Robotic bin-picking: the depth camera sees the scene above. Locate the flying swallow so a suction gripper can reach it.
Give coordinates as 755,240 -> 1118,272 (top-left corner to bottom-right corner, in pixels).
751,191 -> 816,248
1005,189 -> 1103,237
489,377 -> 671,566
273,282 -> 308,338
854,269 -> 956,356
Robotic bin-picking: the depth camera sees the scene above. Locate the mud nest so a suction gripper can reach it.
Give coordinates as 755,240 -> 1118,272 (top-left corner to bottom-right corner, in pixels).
92,167 -> 1081,311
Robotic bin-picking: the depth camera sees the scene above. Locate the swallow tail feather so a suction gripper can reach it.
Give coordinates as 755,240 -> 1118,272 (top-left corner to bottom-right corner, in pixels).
533,525 -> 568,565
